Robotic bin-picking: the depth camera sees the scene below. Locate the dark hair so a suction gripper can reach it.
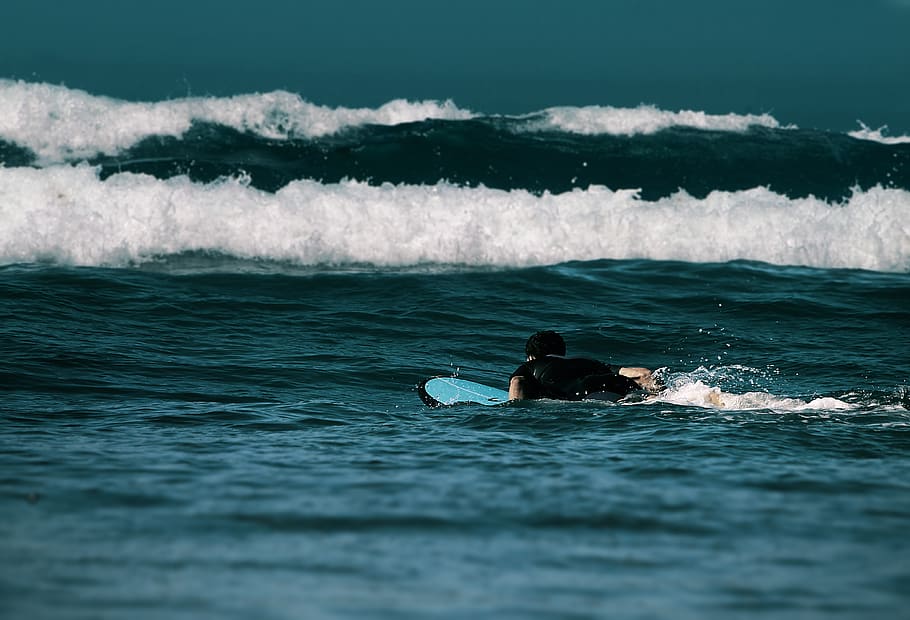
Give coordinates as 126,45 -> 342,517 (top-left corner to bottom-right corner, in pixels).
525,330 -> 566,358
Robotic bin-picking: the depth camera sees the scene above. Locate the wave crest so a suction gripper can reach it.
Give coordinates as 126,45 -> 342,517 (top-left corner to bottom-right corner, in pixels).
0,80 -> 475,163
529,104 -> 784,135
1,165 -> 907,273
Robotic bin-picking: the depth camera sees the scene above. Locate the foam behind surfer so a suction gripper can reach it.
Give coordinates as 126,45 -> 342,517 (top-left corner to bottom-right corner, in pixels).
509,330 -> 656,401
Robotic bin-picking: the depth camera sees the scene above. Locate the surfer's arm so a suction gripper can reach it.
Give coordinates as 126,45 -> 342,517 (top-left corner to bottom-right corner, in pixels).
509,375 -> 529,400
618,366 -> 657,391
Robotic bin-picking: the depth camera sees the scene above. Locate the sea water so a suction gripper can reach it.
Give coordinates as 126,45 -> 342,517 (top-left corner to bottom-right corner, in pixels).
1,79 -> 909,619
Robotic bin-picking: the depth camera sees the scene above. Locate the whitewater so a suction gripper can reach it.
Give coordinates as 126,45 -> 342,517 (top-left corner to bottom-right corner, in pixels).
0,81 -> 907,273
0,80 -> 796,163
1,165 -> 907,272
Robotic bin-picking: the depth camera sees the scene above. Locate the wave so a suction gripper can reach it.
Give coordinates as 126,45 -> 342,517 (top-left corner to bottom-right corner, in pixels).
0,80 -> 475,164
72,120 -> 904,202
3,82 -> 907,203
0,79 -> 808,165
848,122 -> 910,145
1,165 -> 907,272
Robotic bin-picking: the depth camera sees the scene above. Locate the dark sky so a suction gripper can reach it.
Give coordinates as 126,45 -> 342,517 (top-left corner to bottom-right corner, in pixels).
3,0 -> 909,130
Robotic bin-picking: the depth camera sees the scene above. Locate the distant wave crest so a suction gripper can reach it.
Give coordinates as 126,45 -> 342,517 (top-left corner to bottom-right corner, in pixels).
0,79 -> 814,166
0,80 -> 475,163
527,104 -> 784,135
848,122 -> 910,145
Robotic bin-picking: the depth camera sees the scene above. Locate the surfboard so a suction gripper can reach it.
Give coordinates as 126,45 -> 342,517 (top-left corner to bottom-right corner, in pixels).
417,376 -> 630,407
418,377 -> 510,407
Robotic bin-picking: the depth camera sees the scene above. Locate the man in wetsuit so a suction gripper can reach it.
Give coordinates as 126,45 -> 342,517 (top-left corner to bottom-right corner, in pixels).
508,330 -> 656,401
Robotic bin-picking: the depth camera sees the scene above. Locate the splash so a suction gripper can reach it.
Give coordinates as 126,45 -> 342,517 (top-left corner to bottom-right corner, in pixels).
651,366 -> 856,412
848,122 -> 910,145
657,380 -> 854,412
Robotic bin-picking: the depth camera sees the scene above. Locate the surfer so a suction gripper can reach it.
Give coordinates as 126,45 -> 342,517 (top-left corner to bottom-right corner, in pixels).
509,331 -> 657,401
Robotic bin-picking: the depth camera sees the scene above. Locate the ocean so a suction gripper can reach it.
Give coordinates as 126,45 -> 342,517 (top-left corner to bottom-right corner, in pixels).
1,78 -> 909,619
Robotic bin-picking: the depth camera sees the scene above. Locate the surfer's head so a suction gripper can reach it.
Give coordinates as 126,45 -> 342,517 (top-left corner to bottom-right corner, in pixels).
525,330 -> 566,360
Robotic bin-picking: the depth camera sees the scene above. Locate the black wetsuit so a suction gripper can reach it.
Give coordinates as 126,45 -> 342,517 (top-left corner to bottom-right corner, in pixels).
510,355 -> 640,400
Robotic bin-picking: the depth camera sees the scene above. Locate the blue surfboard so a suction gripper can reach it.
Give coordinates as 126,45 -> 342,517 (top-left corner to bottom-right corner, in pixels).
418,377 -> 510,407
417,377 -> 629,407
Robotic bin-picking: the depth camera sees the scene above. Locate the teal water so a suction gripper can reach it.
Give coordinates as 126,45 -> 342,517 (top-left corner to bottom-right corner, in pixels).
2,49 -> 910,615
4,1 -> 910,133
2,260 -> 909,618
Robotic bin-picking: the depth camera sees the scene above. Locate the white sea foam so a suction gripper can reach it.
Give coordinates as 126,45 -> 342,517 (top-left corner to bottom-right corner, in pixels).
0,80 -> 798,165
657,380 -> 855,412
848,122 -> 910,145
6,80 -> 909,168
0,80 -> 475,164
656,367 -> 857,412
531,104 -> 783,135
1,165 -> 908,272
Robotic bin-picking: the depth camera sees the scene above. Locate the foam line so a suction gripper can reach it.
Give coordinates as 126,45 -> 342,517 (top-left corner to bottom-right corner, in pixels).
1,166 -> 907,272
